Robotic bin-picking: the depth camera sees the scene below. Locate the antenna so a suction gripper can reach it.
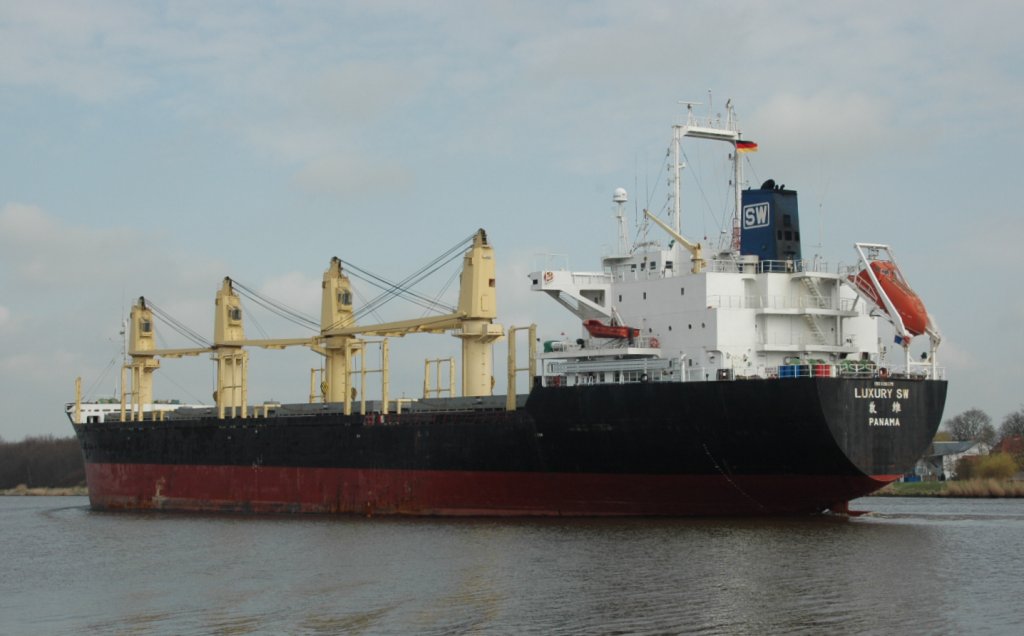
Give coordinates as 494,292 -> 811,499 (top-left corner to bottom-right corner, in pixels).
677,100 -> 701,121
613,187 -> 629,255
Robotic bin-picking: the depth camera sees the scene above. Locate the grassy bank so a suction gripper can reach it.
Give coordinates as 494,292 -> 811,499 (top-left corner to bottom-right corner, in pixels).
0,484 -> 88,496
873,479 -> 1024,497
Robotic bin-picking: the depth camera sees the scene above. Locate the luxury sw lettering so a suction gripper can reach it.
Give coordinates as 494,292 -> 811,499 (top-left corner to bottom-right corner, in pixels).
855,386 -> 909,427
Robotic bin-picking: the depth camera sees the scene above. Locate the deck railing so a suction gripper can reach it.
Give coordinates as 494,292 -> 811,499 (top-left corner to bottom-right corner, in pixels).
542,360 -> 946,387
707,294 -> 859,312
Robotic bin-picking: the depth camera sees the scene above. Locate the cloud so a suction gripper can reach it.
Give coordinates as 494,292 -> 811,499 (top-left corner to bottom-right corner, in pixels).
256,271 -> 322,323
292,154 -> 414,198
750,92 -> 892,158
0,204 -> 227,313
0,3 -> 156,102
0,203 -> 135,287
0,349 -> 83,383
0,305 -> 10,328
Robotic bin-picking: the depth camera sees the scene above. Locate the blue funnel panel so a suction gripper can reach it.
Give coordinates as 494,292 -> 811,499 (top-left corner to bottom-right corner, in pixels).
741,184 -> 801,267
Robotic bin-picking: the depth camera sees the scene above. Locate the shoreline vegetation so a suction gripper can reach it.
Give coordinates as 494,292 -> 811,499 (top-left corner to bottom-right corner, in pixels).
873,479 -> 1024,497
1,484 -> 88,496
0,436 -> 86,493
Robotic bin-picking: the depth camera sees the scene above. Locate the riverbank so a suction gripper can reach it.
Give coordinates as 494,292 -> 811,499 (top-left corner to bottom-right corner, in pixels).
874,479 -> 1024,497
1,484 -> 88,496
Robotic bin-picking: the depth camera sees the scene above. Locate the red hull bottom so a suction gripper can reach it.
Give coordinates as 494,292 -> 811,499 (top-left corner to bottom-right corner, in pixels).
85,463 -> 897,516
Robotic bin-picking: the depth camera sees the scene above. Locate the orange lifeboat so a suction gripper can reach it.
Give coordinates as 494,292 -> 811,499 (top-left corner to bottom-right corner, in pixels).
583,319 -> 640,339
849,260 -> 928,336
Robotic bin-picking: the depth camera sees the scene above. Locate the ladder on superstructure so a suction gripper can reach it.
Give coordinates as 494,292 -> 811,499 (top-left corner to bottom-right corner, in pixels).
800,277 -> 830,346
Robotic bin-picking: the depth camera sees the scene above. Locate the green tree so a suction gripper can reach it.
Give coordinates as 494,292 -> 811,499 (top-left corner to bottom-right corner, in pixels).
945,408 -> 996,444
953,456 -> 976,480
975,454 -> 1019,480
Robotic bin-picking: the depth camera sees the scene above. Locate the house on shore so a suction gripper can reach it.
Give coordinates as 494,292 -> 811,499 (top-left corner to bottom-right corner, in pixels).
910,441 -> 991,481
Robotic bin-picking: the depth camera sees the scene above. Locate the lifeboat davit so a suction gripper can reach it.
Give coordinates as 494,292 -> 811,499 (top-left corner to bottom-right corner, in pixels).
849,260 -> 928,336
583,319 -> 640,339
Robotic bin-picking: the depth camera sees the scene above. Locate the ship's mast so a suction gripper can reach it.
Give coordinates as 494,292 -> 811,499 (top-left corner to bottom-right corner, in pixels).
673,99 -> 743,253
731,103 -> 743,252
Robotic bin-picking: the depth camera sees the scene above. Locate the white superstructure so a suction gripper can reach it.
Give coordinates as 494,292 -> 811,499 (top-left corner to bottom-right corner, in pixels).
529,101 -> 942,387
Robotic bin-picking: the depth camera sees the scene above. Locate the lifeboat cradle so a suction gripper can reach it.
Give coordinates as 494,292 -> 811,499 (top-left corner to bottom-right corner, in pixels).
846,243 -> 942,376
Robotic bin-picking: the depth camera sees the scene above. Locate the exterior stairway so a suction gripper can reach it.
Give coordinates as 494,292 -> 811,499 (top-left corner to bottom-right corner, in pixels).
801,276 -> 830,345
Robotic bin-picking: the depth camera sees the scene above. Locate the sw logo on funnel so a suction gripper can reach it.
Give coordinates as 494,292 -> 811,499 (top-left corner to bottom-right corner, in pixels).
743,203 -> 770,229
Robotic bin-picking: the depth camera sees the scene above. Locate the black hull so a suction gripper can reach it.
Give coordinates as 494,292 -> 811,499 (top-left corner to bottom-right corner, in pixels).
74,377 -> 946,516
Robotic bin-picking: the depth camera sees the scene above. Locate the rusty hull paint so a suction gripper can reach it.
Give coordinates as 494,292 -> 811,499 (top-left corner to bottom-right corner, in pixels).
84,462 -> 891,517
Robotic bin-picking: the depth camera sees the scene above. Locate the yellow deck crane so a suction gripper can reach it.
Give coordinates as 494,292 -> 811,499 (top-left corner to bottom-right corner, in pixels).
119,229 -> 504,420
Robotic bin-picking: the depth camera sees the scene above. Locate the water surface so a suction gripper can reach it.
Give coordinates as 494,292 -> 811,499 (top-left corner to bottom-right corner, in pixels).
1,496 -> 1021,634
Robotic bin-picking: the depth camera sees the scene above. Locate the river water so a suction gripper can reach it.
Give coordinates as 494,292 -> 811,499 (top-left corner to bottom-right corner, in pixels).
1,496 -> 1021,635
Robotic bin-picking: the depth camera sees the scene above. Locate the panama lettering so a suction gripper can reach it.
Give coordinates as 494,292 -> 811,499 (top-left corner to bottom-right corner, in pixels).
855,383 -> 908,427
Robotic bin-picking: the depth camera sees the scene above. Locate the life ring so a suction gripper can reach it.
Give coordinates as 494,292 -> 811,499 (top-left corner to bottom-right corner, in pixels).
649,337 -> 660,348
543,271 -> 554,283
878,368 -> 889,379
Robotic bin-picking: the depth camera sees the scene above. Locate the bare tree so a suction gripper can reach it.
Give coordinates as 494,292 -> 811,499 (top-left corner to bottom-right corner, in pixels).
1000,406 -> 1024,440
0,436 -> 85,488
945,408 -> 996,445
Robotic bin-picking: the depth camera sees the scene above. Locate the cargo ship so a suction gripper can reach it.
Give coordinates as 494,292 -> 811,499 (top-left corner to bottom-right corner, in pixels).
69,102 -> 947,516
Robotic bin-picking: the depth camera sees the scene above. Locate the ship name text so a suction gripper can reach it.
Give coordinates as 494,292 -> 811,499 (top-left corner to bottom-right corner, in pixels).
853,387 -> 909,400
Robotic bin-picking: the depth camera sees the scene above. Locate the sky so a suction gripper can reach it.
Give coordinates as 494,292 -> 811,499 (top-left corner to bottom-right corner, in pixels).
2,0 -> 1023,440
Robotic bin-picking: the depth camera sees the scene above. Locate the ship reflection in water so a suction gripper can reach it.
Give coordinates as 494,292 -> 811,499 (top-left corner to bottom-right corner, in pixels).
2,496 -> 1021,634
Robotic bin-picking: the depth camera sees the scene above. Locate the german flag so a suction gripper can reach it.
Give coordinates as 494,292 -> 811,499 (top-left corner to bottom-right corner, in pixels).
736,140 -> 758,153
